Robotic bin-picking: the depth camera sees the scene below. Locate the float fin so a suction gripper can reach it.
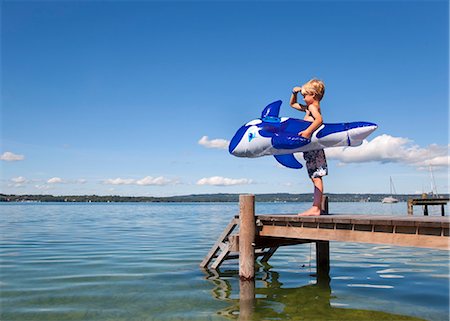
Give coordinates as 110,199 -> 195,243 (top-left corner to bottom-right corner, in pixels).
261,100 -> 282,120
274,154 -> 303,169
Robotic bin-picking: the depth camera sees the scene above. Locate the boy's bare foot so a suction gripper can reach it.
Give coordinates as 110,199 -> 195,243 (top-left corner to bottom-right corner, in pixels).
298,206 -> 321,216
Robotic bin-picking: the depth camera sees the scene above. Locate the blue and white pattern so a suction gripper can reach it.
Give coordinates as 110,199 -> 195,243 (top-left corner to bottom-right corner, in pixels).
229,100 -> 378,169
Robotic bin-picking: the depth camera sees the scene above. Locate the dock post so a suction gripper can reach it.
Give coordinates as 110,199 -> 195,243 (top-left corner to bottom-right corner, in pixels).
239,194 -> 255,280
407,199 -> 413,215
316,196 -> 330,286
316,241 -> 330,286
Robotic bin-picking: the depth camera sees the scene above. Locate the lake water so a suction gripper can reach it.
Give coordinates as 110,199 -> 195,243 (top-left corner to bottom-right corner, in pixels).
0,202 -> 448,321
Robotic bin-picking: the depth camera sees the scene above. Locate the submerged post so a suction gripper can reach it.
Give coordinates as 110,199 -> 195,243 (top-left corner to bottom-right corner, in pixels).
239,278 -> 255,320
316,196 -> 330,286
239,194 -> 255,280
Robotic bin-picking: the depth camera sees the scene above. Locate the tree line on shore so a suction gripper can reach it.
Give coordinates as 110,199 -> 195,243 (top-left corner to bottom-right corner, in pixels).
2,193 -> 446,203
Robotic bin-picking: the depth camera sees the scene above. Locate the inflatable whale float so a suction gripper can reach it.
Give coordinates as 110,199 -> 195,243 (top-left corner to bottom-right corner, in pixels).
229,100 -> 377,169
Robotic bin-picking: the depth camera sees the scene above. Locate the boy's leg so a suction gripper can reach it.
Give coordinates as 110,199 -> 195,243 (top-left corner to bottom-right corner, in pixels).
299,149 -> 327,216
312,177 -> 323,208
298,177 -> 323,216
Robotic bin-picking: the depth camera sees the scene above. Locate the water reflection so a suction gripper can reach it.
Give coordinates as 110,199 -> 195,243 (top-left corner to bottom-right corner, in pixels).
202,265 -> 426,321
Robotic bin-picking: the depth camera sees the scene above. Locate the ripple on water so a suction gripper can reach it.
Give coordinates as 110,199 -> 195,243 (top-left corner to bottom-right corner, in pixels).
0,202 -> 448,321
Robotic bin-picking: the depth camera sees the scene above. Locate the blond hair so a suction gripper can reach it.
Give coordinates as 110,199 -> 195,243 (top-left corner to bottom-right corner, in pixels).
301,79 -> 325,101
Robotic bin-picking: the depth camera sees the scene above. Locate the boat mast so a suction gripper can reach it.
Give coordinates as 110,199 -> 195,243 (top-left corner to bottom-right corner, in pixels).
429,166 -> 438,197
390,176 -> 397,196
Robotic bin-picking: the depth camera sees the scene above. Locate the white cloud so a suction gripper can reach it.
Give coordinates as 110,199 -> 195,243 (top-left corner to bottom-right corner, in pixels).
11,176 -> 27,184
419,155 -> 450,168
35,184 -> 52,190
198,136 -> 229,149
47,177 -> 64,184
104,178 -> 135,185
136,176 -> 175,185
325,134 -> 449,169
9,176 -> 28,188
1,151 -> 25,161
197,176 -> 253,186
104,176 -> 176,186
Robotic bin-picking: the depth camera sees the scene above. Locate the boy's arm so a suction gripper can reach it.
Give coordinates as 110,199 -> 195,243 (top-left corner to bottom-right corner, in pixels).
290,87 -> 307,111
299,105 -> 323,139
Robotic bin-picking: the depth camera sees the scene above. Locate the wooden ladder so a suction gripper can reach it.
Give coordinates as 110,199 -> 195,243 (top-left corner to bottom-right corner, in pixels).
200,218 -> 239,269
200,217 -> 282,269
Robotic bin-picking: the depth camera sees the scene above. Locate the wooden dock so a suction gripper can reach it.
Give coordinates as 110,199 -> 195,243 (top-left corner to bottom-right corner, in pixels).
257,213 -> 449,250
201,195 -> 450,281
407,197 -> 449,216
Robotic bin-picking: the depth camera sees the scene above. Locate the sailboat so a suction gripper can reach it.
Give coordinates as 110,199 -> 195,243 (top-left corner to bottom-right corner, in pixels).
382,177 -> 399,203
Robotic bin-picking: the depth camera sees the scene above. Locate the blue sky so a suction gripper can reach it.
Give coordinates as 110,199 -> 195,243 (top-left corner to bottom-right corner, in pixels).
1,0 -> 448,196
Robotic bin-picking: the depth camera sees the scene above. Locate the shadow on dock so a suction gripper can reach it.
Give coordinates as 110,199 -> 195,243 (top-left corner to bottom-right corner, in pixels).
201,265 -> 426,321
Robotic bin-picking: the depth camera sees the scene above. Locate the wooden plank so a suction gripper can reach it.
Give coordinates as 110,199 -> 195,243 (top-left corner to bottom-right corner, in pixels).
414,221 -> 443,228
253,214 -> 449,252
395,226 -> 417,234
211,243 -> 231,269
410,198 -> 449,205
351,218 -> 372,225
260,247 -> 278,263
317,216 -> 335,223
228,234 -> 239,252
418,227 -> 442,236
391,219 -> 416,226
257,214 -> 450,225
230,235 -> 312,251
259,225 -> 449,250
332,217 -> 353,224
374,225 -> 394,233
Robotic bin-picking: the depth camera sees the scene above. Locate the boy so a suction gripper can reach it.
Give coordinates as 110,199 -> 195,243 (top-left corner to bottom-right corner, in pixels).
290,79 -> 327,216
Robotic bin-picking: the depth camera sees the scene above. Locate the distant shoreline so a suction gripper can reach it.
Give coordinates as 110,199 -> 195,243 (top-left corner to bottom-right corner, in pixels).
1,193 -> 448,203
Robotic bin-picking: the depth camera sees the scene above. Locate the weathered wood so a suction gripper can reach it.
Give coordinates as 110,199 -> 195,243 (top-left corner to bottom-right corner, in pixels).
259,224 -> 449,250
229,235 -> 311,252
260,247 -> 278,263
200,218 -> 238,268
211,243 -> 231,269
256,214 -> 450,228
239,194 -> 256,280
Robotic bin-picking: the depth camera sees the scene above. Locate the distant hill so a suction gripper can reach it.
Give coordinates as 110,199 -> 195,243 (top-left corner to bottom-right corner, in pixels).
1,193 -> 448,203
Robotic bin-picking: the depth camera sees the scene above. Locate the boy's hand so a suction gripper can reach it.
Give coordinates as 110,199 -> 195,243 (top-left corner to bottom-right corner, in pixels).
292,86 -> 302,94
298,131 -> 311,139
